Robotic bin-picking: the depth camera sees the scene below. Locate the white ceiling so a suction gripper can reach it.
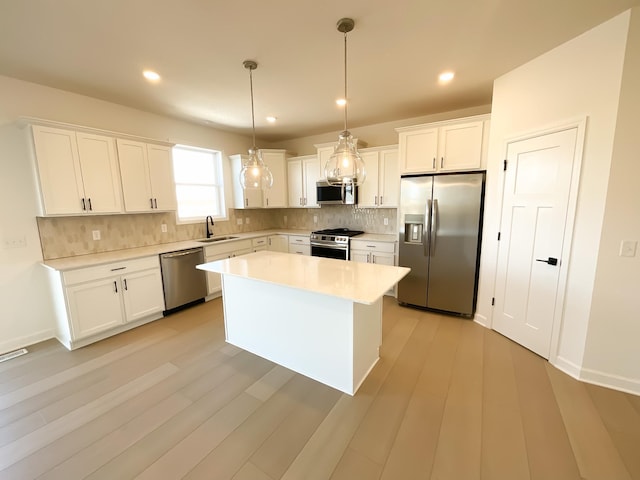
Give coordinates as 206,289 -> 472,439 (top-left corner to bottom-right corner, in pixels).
1,0 -> 638,142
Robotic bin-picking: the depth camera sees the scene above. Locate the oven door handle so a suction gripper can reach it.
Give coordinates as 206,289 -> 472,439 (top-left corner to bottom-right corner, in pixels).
310,242 -> 348,250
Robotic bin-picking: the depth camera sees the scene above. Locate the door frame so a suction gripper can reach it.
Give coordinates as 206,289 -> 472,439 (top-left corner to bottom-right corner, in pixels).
491,116 -> 587,363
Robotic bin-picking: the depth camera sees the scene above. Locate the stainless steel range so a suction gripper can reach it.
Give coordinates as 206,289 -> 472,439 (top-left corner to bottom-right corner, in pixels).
310,228 -> 364,260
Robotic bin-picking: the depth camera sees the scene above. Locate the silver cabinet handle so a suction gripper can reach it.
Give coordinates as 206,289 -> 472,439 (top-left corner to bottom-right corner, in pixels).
425,199 -> 432,257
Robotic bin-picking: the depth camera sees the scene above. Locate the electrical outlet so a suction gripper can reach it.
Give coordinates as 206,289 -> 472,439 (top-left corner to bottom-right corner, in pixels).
383,218 -> 389,226
237,218 -> 243,225
313,215 -> 318,224
161,223 -> 168,233
92,230 -> 101,241
619,240 -> 637,257
245,217 -> 250,225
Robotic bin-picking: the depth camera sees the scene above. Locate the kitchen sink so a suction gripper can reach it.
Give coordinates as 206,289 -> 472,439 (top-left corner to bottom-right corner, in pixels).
198,236 -> 239,243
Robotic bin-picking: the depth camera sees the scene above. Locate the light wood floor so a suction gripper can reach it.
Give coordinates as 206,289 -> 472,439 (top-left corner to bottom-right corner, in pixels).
1,297 -> 639,480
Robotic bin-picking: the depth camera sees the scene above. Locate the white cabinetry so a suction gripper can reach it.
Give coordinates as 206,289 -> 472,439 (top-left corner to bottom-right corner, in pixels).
397,115 -> 490,174
117,139 -> 176,212
288,235 -> 310,256
50,256 -> 165,349
31,125 -> 123,215
204,239 -> 252,296
357,146 -> 399,208
350,239 -> 397,295
230,150 -> 290,209
287,155 -> 320,208
252,236 -> 268,252
267,234 -> 289,252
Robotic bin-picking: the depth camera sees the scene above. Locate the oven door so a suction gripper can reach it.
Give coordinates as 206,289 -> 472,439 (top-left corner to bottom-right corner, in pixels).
311,243 -> 348,260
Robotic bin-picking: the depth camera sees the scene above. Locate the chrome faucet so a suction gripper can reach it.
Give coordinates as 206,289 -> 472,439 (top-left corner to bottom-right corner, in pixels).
205,216 -> 215,238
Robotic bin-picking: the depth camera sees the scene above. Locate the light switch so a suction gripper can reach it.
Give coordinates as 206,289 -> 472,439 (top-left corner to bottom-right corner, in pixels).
619,240 -> 637,257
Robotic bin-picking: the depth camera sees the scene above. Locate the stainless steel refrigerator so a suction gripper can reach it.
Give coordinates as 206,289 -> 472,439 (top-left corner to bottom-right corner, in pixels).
397,172 -> 485,316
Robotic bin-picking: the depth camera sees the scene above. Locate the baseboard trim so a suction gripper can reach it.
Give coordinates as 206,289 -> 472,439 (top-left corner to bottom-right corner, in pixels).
552,355 -> 640,396
473,313 -> 489,328
0,329 -> 55,355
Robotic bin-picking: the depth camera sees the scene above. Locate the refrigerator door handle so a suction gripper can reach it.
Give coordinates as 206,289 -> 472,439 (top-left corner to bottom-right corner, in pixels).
431,199 -> 438,255
424,199 -> 432,256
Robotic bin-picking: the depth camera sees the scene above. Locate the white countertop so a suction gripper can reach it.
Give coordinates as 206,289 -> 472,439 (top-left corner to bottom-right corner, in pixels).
197,250 -> 409,305
41,229 -> 397,272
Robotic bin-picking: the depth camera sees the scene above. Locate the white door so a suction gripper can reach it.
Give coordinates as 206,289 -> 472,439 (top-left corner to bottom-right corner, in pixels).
121,269 -> 165,322
147,144 -> 176,211
66,278 -> 124,339
117,139 -> 153,212
493,127 -> 578,358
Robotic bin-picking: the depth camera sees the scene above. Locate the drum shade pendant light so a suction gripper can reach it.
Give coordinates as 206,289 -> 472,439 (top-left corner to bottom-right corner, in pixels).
324,18 -> 366,186
239,60 -> 273,190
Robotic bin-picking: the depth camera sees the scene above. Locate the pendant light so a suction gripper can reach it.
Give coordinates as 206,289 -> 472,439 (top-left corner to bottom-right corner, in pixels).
324,18 -> 366,186
239,60 -> 273,190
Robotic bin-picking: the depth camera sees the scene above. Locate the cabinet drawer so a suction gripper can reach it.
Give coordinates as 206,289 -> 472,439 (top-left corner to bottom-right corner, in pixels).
289,245 -> 311,256
252,237 -> 267,247
204,239 -> 252,257
288,235 -> 310,246
63,256 -> 160,286
350,240 -> 395,254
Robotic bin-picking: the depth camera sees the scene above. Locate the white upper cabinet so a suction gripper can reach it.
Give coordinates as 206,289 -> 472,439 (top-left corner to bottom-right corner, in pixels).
287,154 -> 320,208
357,146 -> 399,208
31,125 -> 123,215
230,149 -> 290,209
117,139 -> 176,212
397,115 -> 490,174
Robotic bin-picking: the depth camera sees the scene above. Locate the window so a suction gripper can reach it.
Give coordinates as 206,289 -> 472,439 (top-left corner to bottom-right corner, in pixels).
172,144 -> 226,222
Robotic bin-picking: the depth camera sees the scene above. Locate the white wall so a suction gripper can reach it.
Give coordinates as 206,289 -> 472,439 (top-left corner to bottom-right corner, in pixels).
0,75 -> 253,353
478,11 -> 632,382
583,9 -> 640,391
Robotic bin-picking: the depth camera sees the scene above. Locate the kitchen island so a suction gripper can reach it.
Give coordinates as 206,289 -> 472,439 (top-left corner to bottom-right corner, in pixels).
197,251 -> 410,395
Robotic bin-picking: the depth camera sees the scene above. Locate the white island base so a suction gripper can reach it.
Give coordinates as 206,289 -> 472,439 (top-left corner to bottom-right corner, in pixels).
198,251 -> 410,396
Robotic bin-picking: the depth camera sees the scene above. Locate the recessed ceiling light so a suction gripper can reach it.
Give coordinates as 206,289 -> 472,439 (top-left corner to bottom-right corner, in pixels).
336,98 -> 347,106
143,70 -> 161,82
439,71 -> 455,83
266,116 -> 277,123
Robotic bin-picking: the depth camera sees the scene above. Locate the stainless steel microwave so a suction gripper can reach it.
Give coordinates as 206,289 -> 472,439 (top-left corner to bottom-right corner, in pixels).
316,180 -> 358,205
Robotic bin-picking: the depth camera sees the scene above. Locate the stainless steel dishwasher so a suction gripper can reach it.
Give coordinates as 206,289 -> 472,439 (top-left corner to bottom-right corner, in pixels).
160,247 -> 207,313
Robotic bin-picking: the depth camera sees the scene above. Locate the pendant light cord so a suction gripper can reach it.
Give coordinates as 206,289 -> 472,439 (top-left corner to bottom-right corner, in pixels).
249,67 -> 257,149
343,30 -> 348,133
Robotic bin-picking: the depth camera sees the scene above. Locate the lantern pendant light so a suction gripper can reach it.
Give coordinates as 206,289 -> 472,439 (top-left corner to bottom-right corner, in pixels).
239,60 -> 273,190
324,18 -> 366,186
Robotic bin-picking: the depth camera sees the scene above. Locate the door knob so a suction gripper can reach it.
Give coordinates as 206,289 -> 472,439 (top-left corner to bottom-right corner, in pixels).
536,257 -> 558,266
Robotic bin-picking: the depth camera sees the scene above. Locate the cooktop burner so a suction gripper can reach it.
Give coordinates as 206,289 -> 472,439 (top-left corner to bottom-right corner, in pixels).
312,228 -> 364,237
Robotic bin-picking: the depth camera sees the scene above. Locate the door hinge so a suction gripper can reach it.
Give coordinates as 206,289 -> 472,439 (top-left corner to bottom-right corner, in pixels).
503,159 -> 507,171
491,297 -> 495,306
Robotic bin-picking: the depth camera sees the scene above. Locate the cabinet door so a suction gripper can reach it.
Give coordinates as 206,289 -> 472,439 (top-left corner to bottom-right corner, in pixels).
287,160 -> 303,207
371,252 -> 395,266
205,252 -> 228,295
121,269 -> 165,322
147,144 -> 176,211
399,128 -> 438,174
117,139 -> 153,212
380,149 -> 399,207
303,157 -> 321,207
76,132 -> 123,214
262,151 -> 288,208
350,250 -> 370,263
358,151 -> 380,207
438,121 -> 483,171
32,125 -> 85,215
267,235 -> 289,253
66,278 -> 124,339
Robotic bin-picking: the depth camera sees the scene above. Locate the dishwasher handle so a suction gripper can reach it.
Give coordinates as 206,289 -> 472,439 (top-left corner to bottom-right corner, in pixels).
161,248 -> 203,259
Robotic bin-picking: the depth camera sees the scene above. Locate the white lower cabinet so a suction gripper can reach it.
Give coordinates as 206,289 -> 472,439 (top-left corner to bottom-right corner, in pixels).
350,240 -> 397,294
267,234 -> 289,253
288,235 -> 310,256
51,256 -> 165,349
252,236 -> 268,252
204,239 -> 252,296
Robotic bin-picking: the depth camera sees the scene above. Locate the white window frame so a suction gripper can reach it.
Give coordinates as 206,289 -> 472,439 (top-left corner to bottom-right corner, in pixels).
172,144 -> 227,224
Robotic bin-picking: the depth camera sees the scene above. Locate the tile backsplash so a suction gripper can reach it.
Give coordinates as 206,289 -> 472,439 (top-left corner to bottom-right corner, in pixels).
37,206 -> 397,260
